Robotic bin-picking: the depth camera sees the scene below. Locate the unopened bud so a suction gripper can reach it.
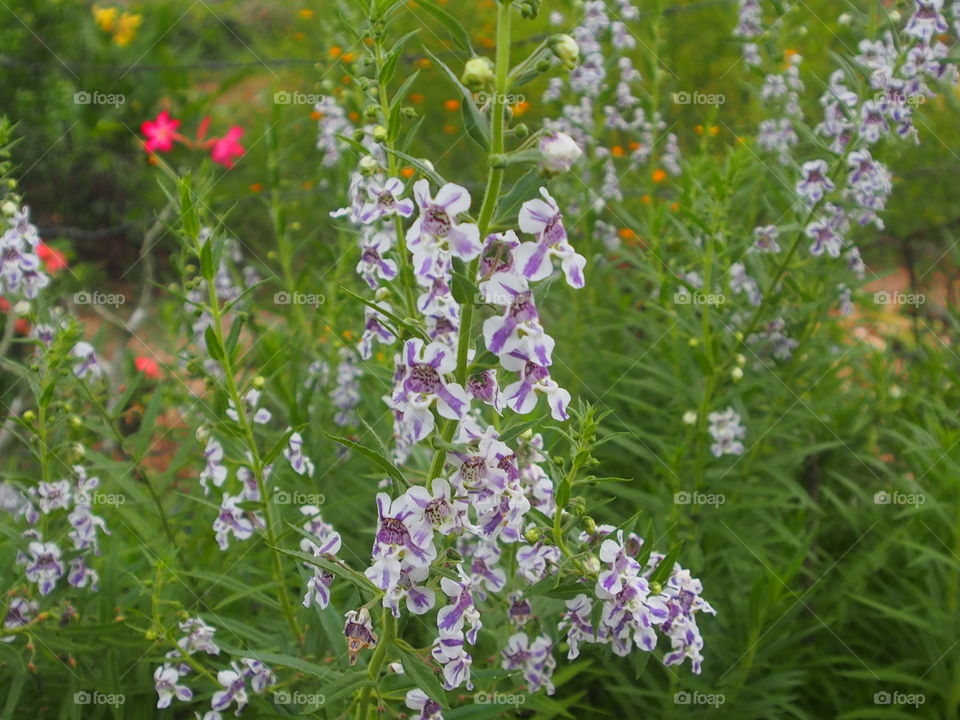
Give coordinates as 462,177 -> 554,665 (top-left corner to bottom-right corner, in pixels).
461,56 -> 495,90
358,155 -> 380,175
549,34 -> 580,70
731,366 -> 744,382
524,526 -> 541,543
372,125 -> 388,142
252,375 -> 266,389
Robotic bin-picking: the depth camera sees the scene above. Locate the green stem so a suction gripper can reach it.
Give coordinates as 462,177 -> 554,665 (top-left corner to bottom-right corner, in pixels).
356,608 -> 396,719
425,0 -> 513,492
195,231 -> 303,648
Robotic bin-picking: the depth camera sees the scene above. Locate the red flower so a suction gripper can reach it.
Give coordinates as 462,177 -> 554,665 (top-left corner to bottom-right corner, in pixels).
37,243 -> 67,273
141,111 -> 181,153
134,356 -> 162,380
209,126 -> 245,168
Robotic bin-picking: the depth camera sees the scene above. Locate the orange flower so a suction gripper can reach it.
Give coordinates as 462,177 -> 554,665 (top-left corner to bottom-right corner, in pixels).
611,145 -> 624,158
444,99 -> 460,112
249,183 -> 263,193
310,110 -> 322,120
512,101 -> 530,117
298,9 -> 314,19
409,93 -> 425,104
400,166 -> 415,178
670,202 -> 680,212
629,141 -> 642,151
694,124 -> 704,135
348,111 -> 360,122
641,194 -> 651,205
416,58 -> 432,69
342,52 -> 356,63
329,46 -> 342,59
618,228 -> 637,241
652,168 -> 668,184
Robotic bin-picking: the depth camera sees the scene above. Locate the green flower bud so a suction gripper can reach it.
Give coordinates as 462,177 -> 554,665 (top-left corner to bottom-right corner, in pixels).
549,34 -> 580,70
489,153 -> 508,169
461,56 -> 495,91
524,526 -> 542,543
252,375 -> 266,389
401,106 -> 418,119
518,0 -> 541,19
372,125 -> 388,142
22,410 -> 36,423
364,105 -> 379,120
512,123 -> 530,139
358,155 -> 380,175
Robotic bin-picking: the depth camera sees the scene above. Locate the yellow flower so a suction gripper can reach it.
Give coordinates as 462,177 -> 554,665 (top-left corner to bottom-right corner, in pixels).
92,5 -> 118,32
113,12 -> 143,47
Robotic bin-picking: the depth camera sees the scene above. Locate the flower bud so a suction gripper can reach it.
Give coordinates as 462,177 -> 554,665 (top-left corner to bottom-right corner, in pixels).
401,106 -> 418,119
731,366 -> 744,382
13,301 -> 30,316
682,410 -> 698,425
489,153 -> 508,169
583,554 -> 601,575
549,34 -> 580,70
374,287 -> 391,302
252,375 -> 266,389
539,131 -> 583,174
69,416 -> 82,430
518,0 -> 541,19
70,443 -> 85,461
512,123 -> 530,139
461,56 -> 495,91
372,125 -> 388,142
583,516 -> 596,535
358,155 -> 380,175
735,353 -> 746,367
524,526 -> 541,543
196,424 -> 210,444
22,410 -> 36,423
364,104 -> 379,120
650,580 -> 663,595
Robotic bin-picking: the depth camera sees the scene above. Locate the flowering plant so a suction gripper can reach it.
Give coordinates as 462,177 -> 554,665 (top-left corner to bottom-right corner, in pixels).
2,0 -> 960,718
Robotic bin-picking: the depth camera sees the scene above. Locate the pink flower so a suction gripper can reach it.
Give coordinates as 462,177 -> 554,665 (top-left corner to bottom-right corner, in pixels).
135,356 -> 161,380
37,242 -> 67,273
140,111 -> 181,153
209,126 -> 245,168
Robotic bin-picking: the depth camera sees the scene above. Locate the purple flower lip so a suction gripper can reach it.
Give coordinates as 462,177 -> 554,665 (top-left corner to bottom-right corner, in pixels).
423,206 -> 452,238
508,292 -> 535,319
425,498 -> 450,526
406,364 -> 442,394
460,456 -> 486,483
377,517 -> 412,545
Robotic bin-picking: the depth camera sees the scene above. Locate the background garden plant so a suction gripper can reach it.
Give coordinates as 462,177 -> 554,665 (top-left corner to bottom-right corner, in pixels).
1,0 -> 960,718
